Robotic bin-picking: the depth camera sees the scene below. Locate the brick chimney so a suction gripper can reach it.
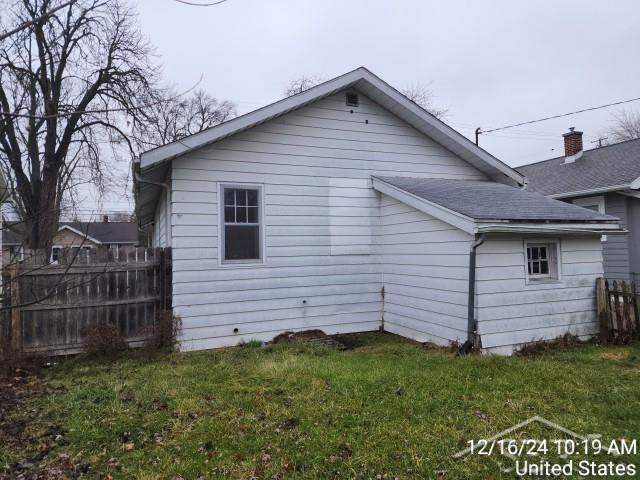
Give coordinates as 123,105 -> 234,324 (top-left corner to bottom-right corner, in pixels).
563,127 -> 583,162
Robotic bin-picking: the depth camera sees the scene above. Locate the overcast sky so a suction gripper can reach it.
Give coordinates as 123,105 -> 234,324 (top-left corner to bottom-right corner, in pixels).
104,0 -> 640,213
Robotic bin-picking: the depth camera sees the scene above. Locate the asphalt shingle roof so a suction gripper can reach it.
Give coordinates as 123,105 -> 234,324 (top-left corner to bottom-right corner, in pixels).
3,221 -> 138,245
517,138 -> 640,197
375,176 -> 618,222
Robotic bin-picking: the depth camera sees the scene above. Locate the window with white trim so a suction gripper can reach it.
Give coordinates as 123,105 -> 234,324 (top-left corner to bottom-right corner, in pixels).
525,240 -> 560,282
221,185 -> 262,263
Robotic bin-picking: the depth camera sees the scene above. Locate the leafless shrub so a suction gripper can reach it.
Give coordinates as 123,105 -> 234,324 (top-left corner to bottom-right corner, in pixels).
83,323 -> 128,357
142,311 -> 181,355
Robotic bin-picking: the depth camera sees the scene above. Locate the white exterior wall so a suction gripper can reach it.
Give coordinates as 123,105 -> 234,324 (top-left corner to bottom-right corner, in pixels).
476,235 -> 604,354
378,194 -> 473,345
168,90 -> 486,350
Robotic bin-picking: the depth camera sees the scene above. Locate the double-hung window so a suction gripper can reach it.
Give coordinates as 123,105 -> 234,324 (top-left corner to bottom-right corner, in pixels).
525,240 -> 560,283
221,185 -> 263,263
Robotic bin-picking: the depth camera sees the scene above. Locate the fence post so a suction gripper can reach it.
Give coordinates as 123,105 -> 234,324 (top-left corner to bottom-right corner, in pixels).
6,264 -> 22,356
596,277 -> 610,343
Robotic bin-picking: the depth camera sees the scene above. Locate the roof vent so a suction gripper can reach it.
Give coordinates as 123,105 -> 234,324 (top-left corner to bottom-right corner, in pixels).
346,92 -> 359,107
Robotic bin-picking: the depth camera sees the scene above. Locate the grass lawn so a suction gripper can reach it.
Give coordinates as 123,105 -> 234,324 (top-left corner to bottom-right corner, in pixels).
1,332 -> 639,479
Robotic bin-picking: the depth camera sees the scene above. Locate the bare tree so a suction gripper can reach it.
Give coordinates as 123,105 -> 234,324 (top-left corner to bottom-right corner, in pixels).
137,89 -> 236,149
0,0 -> 159,249
401,83 -> 448,119
607,110 -> 640,143
283,75 -> 325,97
283,75 -> 447,119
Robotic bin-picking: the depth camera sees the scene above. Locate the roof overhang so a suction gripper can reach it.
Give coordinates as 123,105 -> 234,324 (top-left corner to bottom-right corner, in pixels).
139,67 -> 524,185
372,176 -> 625,236
549,183 -> 640,199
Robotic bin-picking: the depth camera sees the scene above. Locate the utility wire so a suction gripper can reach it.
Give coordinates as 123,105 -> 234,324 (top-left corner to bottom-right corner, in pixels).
481,95 -> 640,134
173,0 -> 227,5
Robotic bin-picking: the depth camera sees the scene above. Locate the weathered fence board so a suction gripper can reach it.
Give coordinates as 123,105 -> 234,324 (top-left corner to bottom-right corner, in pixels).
1,246 -> 172,356
596,277 -> 639,344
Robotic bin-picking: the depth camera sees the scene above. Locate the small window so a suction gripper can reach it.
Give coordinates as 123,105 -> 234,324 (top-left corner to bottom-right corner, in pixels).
346,92 -> 359,107
572,195 -> 607,241
51,246 -> 62,264
525,240 -> 560,283
221,185 -> 263,263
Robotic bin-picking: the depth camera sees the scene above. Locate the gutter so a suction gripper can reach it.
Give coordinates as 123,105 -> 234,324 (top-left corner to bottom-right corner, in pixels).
459,233 -> 485,356
134,167 -> 171,247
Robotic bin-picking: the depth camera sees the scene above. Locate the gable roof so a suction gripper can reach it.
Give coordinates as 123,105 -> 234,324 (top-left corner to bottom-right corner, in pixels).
2,221 -> 138,246
517,137 -> 640,198
372,176 -> 623,235
138,67 -> 524,185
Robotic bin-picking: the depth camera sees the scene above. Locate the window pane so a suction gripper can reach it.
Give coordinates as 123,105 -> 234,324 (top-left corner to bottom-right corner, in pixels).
247,189 -> 258,207
224,189 -> 235,206
527,262 -> 533,275
247,206 -> 258,223
531,247 -> 539,260
225,225 -> 259,260
224,206 -> 235,223
236,189 -> 247,206
532,262 -> 539,274
539,247 -> 547,260
540,260 -> 549,274
236,206 -> 247,223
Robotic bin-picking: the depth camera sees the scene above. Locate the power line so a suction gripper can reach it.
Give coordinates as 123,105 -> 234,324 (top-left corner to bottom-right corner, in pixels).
481,95 -> 640,134
173,0 -> 228,5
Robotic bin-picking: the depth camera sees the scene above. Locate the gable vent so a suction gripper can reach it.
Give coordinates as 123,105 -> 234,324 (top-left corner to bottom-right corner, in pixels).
346,92 -> 359,107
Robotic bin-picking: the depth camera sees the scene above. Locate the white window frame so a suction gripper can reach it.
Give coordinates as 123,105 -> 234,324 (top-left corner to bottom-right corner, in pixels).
524,239 -> 562,284
572,195 -> 607,241
218,183 -> 266,266
50,245 -> 63,264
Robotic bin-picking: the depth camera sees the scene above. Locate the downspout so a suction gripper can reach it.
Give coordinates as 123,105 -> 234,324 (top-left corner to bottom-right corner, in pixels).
459,233 -> 485,356
134,170 -> 171,248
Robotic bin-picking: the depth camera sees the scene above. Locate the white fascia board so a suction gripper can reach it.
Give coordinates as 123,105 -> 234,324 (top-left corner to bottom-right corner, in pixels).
57,225 -> 103,245
619,190 -> 640,199
476,223 -> 627,235
550,184 -> 631,199
139,67 -> 525,185
629,176 -> 640,190
372,177 -> 477,234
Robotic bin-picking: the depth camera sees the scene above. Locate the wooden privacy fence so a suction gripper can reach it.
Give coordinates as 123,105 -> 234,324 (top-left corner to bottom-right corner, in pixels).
596,277 -> 639,344
1,246 -> 171,357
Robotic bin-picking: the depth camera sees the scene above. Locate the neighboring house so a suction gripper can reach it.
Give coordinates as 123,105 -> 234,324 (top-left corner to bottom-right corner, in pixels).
518,130 -> 640,282
2,217 -> 139,264
135,67 -> 623,355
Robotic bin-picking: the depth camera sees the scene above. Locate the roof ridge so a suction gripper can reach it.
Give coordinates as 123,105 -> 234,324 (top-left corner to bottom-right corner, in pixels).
518,136 -> 640,168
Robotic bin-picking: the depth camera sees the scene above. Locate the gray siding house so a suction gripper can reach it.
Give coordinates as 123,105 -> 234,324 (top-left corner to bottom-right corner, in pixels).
135,68 -> 624,355
519,131 -> 640,282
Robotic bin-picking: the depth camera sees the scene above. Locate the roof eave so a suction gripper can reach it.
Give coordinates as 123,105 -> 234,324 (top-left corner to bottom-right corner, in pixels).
139,67 -> 524,185
476,222 -> 626,235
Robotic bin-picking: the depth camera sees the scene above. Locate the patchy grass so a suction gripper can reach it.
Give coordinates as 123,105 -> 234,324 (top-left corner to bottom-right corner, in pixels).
1,332 -> 639,479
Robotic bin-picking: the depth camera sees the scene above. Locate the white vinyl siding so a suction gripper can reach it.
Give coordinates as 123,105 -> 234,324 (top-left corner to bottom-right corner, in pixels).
378,194 -> 473,346
169,90 -> 487,350
476,235 -> 603,354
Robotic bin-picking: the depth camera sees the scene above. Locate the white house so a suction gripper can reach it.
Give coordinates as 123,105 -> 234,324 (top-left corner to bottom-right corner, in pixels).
135,67 -> 624,355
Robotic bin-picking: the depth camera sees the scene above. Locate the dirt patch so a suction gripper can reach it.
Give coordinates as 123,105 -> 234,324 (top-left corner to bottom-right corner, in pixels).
270,330 -> 371,351
0,369 -> 79,479
515,334 -> 585,357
